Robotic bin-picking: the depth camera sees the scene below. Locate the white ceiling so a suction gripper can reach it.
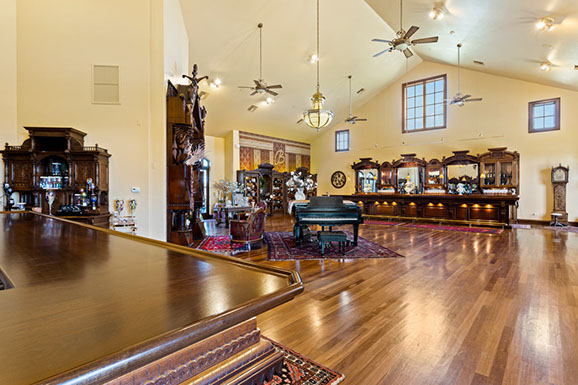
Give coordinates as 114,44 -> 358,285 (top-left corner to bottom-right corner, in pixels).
179,0 -> 578,142
179,0 -> 420,142
365,0 -> 578,91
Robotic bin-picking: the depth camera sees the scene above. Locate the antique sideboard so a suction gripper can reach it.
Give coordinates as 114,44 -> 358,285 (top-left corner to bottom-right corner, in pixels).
0,212 -> 303,385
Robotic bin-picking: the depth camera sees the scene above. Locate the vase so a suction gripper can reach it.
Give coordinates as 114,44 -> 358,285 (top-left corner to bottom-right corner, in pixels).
295,188 -> 306,201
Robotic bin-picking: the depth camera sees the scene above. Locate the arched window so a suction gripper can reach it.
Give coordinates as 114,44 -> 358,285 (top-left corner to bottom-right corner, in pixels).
200,158 -> 210,215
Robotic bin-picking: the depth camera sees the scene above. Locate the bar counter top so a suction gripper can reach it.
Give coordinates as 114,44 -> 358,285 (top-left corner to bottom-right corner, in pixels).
0,212 -> 303,385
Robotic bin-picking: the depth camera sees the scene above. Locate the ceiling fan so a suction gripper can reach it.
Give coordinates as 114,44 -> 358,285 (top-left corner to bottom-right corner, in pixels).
372,0 -> 439,58
447,44 -> 483,107
238,23 -> 282,97
345,76 -> 367,124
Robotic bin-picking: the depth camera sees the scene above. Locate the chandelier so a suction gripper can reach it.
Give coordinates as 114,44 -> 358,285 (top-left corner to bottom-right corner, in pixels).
303,0 -> 333,131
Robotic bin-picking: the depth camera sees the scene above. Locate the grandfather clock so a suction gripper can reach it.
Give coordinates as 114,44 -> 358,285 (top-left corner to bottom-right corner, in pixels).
551,164 -> 569,225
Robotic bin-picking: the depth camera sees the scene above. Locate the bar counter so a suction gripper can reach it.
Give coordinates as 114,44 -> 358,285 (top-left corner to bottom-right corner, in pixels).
0,212 -> 303,385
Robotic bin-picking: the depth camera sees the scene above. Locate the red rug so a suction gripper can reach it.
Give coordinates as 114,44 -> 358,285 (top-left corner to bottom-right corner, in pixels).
196,235 -> 250,254
263,337 -> 344,385
364,220 -> 403,226
404,223 -> 504,235
264,230 -> 404,261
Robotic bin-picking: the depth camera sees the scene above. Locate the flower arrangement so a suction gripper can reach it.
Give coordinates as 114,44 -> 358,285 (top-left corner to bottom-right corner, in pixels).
286,172 -> 318,192
212,179 -> 244,203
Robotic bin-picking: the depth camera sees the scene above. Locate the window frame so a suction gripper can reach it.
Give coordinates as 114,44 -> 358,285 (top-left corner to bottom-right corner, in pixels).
402,74 -> 447,134
335,129 -> 350,152
528,97 -> 560,133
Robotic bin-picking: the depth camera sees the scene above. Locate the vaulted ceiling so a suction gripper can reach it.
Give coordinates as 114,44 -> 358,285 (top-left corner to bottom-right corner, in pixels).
179,0 -> 578,142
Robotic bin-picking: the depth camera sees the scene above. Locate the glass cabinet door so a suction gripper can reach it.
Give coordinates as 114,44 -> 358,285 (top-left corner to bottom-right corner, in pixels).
481,163 -> 496,186
499,162 -> 514,186
381,170 -> 393,186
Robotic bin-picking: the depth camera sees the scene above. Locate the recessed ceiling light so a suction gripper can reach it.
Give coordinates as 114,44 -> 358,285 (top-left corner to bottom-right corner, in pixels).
540,61 -> 552,71
356,88 -> 366,95
473,60 -> 485,66
248,105 -> 258,112
537,17 -> 555,31
265,97 -> 274,105
209,78 -> 221,88
429,5 -> 444,20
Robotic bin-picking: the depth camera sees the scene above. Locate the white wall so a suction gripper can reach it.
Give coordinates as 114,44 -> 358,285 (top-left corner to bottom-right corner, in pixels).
204,135 -> 225,210
14,0 -> 166,237
0,0 -> 17,147
164,0 -> 189,84
311,61 -> 578,222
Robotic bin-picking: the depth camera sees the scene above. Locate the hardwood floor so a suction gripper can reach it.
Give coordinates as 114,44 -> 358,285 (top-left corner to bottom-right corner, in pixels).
204,216 -> 578,385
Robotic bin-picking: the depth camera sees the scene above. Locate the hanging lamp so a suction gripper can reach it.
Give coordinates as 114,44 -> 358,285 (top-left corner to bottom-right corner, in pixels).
303,0 -> 333,131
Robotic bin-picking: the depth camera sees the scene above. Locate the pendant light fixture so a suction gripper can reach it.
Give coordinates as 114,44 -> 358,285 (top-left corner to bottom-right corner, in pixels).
303,0 -> 333,131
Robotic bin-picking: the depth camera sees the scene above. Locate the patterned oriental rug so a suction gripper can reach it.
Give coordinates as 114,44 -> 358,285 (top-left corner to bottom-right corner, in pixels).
263,337 -> 344,385
264,231 -> 404,261
196,235 -> 250,254
404,223 -> 504,235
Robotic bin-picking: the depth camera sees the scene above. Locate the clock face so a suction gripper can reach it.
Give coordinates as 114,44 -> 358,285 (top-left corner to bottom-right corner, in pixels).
553,168 -> 567,182
331,171 -> 346,189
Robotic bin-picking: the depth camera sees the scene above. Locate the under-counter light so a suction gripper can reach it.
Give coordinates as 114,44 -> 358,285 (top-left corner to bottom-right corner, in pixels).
537,17 -> 555,31
540,62 -> 552,71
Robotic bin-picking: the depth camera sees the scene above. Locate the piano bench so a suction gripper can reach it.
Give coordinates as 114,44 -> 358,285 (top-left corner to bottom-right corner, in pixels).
318,231 -> 349,255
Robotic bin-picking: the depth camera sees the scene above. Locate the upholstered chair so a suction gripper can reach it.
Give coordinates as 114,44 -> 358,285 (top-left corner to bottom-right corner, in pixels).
256,202 -> 267,212
230,208 -> 267,250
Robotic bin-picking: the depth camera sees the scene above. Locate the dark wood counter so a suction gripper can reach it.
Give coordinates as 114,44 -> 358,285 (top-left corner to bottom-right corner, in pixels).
0,212 -> 303,385
339,193 -> 519,225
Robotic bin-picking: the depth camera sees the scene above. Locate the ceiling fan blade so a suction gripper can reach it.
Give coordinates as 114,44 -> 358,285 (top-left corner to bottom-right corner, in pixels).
355,118 -> 367,122
403,48 -> 413,58
372,38 -> 392,43
351,116 -> 357,120
238,86 -> 254,89
404,26 -> 420,39
412,36 -> 439,44
253,80 -> 261,87
373,47 -> 393,57
465,98 -> 483,102
462,94 -> 472,99
250,90 -> 258,96
267,85 -> 282,89
266,90 -> 278,96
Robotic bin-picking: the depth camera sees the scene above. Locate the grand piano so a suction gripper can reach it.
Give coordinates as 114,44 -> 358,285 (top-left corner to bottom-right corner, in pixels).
293,196 -> 363,246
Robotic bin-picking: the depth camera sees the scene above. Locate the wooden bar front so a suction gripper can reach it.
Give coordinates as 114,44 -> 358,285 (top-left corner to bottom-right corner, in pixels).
0,212 -> 303,385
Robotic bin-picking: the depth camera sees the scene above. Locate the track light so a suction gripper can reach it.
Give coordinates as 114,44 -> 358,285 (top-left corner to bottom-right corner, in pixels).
429,6 -> 444,20
540,62 -> 552,71
309,54 -> 319,64
536,17 -> 554,31
209,78 -> 222,88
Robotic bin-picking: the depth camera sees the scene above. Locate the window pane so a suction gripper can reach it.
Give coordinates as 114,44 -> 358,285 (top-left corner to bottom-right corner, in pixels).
534,105 -> 545,117
435,79 -> 444,92
415,119 -> 424,129
426,116 -> 435,128
425,105 -> 434,116
407,108 -> 415,119
544,103 -> 555,116
426,94 -> 434,106
416,108 -> 423,118
435,92 -> 443,104
435,103 -> 443,115
407,119 -> 415,130
435,115 -> 444,127
407,86 -> 415,97
415,84 -> 423,96
426,81 -> 435,94
534,117 -> 544,129
415,97 -> 423,107
544,116 -> 555,128
407,98 -> 415,108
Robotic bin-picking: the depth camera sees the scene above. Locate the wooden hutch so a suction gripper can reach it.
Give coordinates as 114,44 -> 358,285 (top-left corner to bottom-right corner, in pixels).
237,164 -> 317,215
166,64 -> 206,246
343,148 -> 520,226
1,127 -> 111,227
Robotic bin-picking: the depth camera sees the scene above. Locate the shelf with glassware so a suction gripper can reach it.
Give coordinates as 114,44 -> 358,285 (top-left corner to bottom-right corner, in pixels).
1,127 -> 111,228
342,148 -> 520,226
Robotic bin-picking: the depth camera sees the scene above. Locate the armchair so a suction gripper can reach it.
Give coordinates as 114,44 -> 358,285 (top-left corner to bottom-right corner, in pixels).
230,208 -> 267,250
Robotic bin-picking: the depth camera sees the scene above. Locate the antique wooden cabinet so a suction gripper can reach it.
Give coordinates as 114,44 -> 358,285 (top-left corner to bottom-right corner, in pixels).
166,65 -> 206,246
1,127 -> 111,227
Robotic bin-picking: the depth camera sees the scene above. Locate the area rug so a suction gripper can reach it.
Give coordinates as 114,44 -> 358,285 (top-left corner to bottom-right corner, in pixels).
196,235 -> 250,254
363,220 -> 404,226
539,225 -> 578,234
404,223 -> 504,235
264,230 -> 404,260
263,336 -> 344,385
